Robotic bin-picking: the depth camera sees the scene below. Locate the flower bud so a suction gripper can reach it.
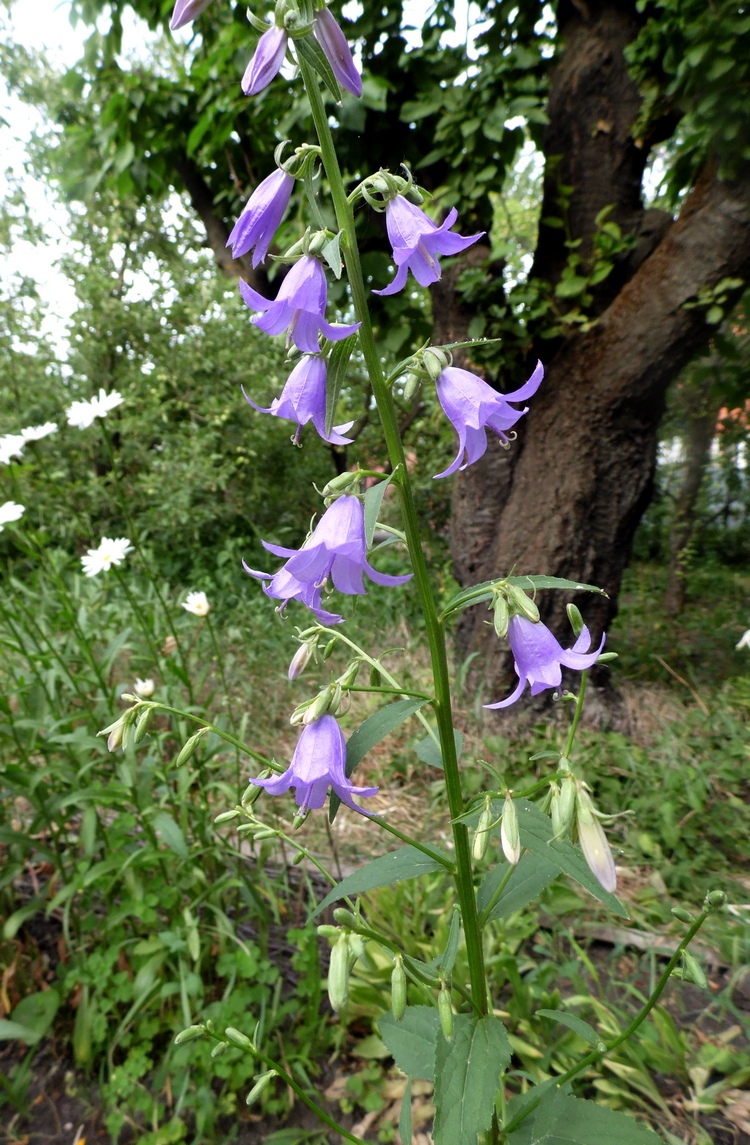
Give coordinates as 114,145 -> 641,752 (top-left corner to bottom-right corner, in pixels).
681,950 -> 708,989
175,727 -> 210,766
704,889 -> 727,911
333,907 -> 358,928
105,716 -> 126,753
242,771 -> 270,804
134,707 -> 153,744
576,783 -> 616,893
290,698 -> 315,725
327,933 -> 351,1011
506,585 -> 540,623
303,687 -> 335,725
369,664 -> 382,687
348,933 -> 367,964
391,956 -> 407,1021
423,348 -> 450,381
211,1041 -> 228,1058
321,470 -> 360,499
288,641 -> 315,680
402,372 -> 421,402
316,924 -> 341,942
549,781 -> 562,837
438,983 -> 453,1040
214,809 -> 240,824
245,1069 -> 277,1107
225,1026 -> 255,1051
473,796 -> 492,862
500,792 -> 521,866
338,659 -> 361,688
322,638 -> 336,660
671,906 -> 695,924
493,593 -> 509,639
558,774 -> 577,836
566,603 -> 584,637
174,1024 -> 206,1045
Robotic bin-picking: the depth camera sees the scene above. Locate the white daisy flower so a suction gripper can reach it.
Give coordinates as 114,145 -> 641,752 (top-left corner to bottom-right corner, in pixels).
737,630 -> 750,651
182,590 -> 211,616
134,678 -> 155,698
80,536 -> 133,577
66,388 -> 124,430
20,422 -> 58,442
0,434 -> 27,465
0,501 -> 25,531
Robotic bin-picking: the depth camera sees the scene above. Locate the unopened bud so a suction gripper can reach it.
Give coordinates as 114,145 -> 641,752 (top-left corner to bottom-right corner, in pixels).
245,1069 -> 277,1106
225,1027 -> 255,1050
303,687 -> 335,725
214,809 -> 240,824
507,585 -> 540,623
438,983 -> 453,1040
576,783 -> 616,893
253,826 -> 277,840
493,593 -> 509,639
288,641 -> 314,680
671,906 -> 695,924
681,950 -> 708,989
292,810 -> 307,829
211,1041 -> 228,1058
369,664 -> 382,687
316,924 -> 340,942
348,933 -> 367,964
338,659 -> 361,688
500,792 -> 521,866
290,698 -> 314,725
558,774 -> 577,835
327,933 -> 351,1011
566,603 -> 584,637
549,781 -> 562,837
321,470 -> 360,498
423,348 -> 450,380
473,797 -> 492,862
105,716 -> 126,753
704,889 -> 727,911
391,956 -> 407,1020
174,1024 -> 206,1045
322,639 -> 336,660
333,908 -> 358,928
134,707 -> 153,744
242,771 -> 270,804
292,848 -> 306,864
402,372 -> 421,402
175,727 -> 209,767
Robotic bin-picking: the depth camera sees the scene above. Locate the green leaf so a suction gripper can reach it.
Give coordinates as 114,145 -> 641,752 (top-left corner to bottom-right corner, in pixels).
506,1089 -> 662,1144
324,333 -> 358,439
477,851 -> 559,921
440,575 -> 606,620
2,989 -> 60,1044
433,1014 -> 510,1145
378,1006 -> 440,1080
439,907 -> 462,978
322,230 -> 343,279
364,474 -> 396,547
536,1009 -> 600,1046
400,1077 -> 413,1144
2,897 -> 45,940
153,812 -> 189,860
516,801 -> 627,917
413,728 -> 463,771
0,1019 -> 41,1044
295,34 -> 342,103
310,844 -> 450,918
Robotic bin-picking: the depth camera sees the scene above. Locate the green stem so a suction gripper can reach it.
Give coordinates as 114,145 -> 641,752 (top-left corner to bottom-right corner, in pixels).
563,672 -> 587,758
348,685 -> 433,701
501,908 -> 712,1136
478,856 -> 520,928
301,61 -> 488,1015
113,566 -> 166,674
133,700 -> 274,770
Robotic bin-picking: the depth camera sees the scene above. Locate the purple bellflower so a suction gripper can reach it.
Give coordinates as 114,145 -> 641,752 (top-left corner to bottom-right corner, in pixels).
239,255 -> 361,353
313,7 -> 362,98
170,0 -> 214,30
242,355 -> 354,445
373,196 -> 483,297
484,614 -> 605,710
242,25 -> 288,95
242,494 -> 412,624
227,169 -> 294,268
250,714 -> 378,816
434,360 -> 544,479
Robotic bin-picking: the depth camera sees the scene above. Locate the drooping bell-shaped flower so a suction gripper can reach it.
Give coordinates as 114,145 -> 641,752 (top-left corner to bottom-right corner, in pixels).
373,196 -> 483,297
242,494 -> 412,624
313,7 -> 362,98
240,255 -> 361,353
485,614 -> 604,709
242,355 -> 354,445
576,782 -> 617,892
242,25 -> 288,96
170,0 -> 215,31
227,169 -> 294,268
250,714 -> 378,815
434,361 -> 543,479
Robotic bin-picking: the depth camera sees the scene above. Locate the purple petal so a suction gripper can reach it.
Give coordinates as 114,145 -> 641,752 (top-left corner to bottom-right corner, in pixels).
170,0 -> 214,30
242,26 -> 288,96
227,169 -> 294,264
372,262 -> 410,297
484,674 -> 528,710
503,360 -> 544,404
239,277 -> 272,312
313,8 -> 362,98
364,564 -> 413,587
318,318 -> 362,342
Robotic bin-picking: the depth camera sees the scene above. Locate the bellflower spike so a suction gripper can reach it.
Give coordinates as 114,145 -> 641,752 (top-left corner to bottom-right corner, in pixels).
485,614 -> 605,709
242,494 -> 412,624
170,0 -> 215,30
373,196 -> 483,297
240,256 -> 360,353
227,169 -> 294,268
242,355 -> 354,445
434,361 -> 544,479
242,25 -> 288,96
313,8 -> 362,98
250,715 -> 378,815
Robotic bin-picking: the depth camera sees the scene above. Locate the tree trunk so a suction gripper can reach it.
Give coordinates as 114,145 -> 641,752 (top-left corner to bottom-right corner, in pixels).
449,166 -> 750,698
664,386 -> 719,616
173,155 -> 261,285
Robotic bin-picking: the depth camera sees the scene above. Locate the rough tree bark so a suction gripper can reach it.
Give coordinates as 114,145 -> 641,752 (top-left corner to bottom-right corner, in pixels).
445,0 -> 750,697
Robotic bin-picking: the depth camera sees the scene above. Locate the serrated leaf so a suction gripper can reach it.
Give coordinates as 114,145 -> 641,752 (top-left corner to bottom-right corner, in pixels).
324,333 -> 358,439
506,1089 -> 662,1144
413,729 -> 463,771
536,1009 -> 600,1046
310,844 -> 450,918
433,1014 -> 511,1145
378,1006 -> 440,1080
329,697 -> 428,822
477,851 -> 559,921
153,812 -> 189,860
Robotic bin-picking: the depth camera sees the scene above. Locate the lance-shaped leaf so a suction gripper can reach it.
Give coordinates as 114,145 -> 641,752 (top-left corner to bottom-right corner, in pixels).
378,1005 -> 440,1080
505,1088 -> 662,1144
440,574 -> 607,623
324,333 -> 358,439
310,843 -> 451,918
